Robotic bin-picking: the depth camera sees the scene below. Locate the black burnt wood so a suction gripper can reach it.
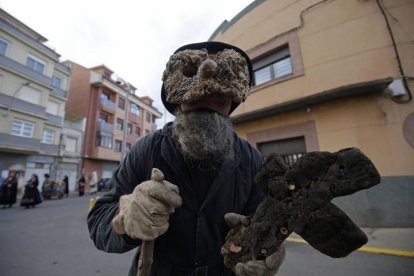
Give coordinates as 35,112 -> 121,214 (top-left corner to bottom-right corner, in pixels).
221,147 -> 381,268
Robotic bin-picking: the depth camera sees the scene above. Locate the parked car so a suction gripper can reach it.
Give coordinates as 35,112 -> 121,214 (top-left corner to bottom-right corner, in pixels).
97,178 -> 111,192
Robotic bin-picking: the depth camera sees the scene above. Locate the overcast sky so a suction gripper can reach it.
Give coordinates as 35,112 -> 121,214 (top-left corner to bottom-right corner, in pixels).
0,0 -> 254,126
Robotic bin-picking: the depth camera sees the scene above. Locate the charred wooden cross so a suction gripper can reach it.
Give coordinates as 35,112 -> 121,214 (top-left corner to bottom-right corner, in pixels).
221,147 -> 381,268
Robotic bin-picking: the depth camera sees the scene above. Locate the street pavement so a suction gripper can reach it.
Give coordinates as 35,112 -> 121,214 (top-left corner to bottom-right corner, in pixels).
0,192 -> 413,276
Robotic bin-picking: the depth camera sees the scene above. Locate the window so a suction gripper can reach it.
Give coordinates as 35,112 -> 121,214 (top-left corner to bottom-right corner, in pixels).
19,86 -> 41,105
11,119 -> 34,138
130,103 -> 139,115
118,97 -> 125,109
116,118 -> 124,130
126,143 -> 131,152
146,112 -> 152,123
26,54 -> 46,74
96,133 -> 112,148
65,137 -> 77,152
51,75 -> 62,89
136,126 -> 141,136
101,91 -> 110,101
253,46 -> 292,86
46,100 -> 60,115
248,31 -> 304,89
127,123 -> 132,134
41,128 -> 55,144
258,137 -> 306,166
0,38 -> 9,56
114,140 -> 122,152
99,112 -> 109,122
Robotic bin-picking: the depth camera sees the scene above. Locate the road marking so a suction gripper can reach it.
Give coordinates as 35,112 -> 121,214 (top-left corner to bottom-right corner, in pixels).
286,237 -> 414,258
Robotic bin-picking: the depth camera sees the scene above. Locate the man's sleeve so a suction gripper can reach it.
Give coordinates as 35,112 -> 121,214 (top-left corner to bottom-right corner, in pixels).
87,137 -> 151,253
242,146 -> 265,216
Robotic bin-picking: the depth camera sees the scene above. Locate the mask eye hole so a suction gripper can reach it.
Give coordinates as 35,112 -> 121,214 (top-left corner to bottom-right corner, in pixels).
182,64 -> 198,77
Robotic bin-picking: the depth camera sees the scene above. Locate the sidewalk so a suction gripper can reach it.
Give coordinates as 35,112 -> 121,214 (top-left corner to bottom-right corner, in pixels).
288,227 -> 414,258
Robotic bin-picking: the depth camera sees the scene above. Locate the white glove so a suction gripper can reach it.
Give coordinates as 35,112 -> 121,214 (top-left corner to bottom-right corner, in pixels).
112,168 -> 182,241
225,213 -> 285,276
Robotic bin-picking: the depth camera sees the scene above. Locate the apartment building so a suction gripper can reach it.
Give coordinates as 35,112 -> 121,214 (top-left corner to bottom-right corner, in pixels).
0,9 -> 73,190
64,61 -> 162,185
210,0 -> 414,226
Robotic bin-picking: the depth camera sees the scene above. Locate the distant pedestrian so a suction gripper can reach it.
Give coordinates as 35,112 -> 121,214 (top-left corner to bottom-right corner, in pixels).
41,174 -> 51,200
0,171 -> 18,209
77,174 -> 85,196
63,175 -> 69,197
20,174 -> 42,208
89,171 -> 98,195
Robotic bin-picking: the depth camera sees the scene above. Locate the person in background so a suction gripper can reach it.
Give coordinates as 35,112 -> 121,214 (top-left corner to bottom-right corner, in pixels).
63,175 -> 69,197
0,173 -> 5,199
41,174 -> 51,200
0,171 -> 18,209
78,174 -> 86,196
87,41 -> 285,275
89,171 -> 98,195
20,173 -> 42,208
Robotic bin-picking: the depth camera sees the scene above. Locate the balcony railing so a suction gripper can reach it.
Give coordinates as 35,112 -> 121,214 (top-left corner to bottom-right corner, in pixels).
97,121 -> 114,134
0,54 -> 51,85
0,133 -> 41,153
0,55 -> 69,99
40,143 -> 59,155
0,92 -> 46,116
100,98 -> 116,113
51,87 -> 68,99
46,113 -> 64,126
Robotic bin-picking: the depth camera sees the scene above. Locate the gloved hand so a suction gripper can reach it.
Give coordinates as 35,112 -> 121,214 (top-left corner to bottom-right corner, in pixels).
112,168 -> 182,241
224,213 -> 285,276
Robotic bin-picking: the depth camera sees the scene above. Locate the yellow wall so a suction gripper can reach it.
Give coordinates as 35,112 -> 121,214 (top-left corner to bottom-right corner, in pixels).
212,0 -> 414,176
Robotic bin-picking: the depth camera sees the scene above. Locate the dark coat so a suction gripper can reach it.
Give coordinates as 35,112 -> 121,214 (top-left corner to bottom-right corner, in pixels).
87,123 -> 264,276
0,176 -> 18,206
63,177 -> 69,194
20,178 -> 42,206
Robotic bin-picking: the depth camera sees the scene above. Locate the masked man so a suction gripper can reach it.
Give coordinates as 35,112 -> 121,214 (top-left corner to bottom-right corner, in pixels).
87,41 -> 284,276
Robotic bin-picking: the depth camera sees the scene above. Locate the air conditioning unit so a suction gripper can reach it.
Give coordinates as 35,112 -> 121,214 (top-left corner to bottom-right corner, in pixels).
385,78 -> 407,97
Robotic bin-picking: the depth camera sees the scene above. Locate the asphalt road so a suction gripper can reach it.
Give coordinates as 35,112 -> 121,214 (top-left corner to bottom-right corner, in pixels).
0,192 -> 413,276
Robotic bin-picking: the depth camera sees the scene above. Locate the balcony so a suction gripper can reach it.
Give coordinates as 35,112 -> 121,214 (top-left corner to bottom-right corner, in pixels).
51,87 -> 68,99
100,98 -> 116,113
97,121 -> 114,134
0,133 -> 41,153
40,143 -> 59,155
0,54 -> 51,85
0,56 -> 69,100
0,92 -> 46,116
46,113 -> 64,126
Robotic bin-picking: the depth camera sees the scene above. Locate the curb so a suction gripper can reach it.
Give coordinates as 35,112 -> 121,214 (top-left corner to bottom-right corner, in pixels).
286,237 -> 414,258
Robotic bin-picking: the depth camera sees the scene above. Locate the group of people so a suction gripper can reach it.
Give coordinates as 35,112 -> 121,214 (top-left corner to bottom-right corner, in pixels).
0,172 -> 70,209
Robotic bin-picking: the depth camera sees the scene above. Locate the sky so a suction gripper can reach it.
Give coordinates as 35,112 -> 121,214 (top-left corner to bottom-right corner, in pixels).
0,0 -> 254,126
